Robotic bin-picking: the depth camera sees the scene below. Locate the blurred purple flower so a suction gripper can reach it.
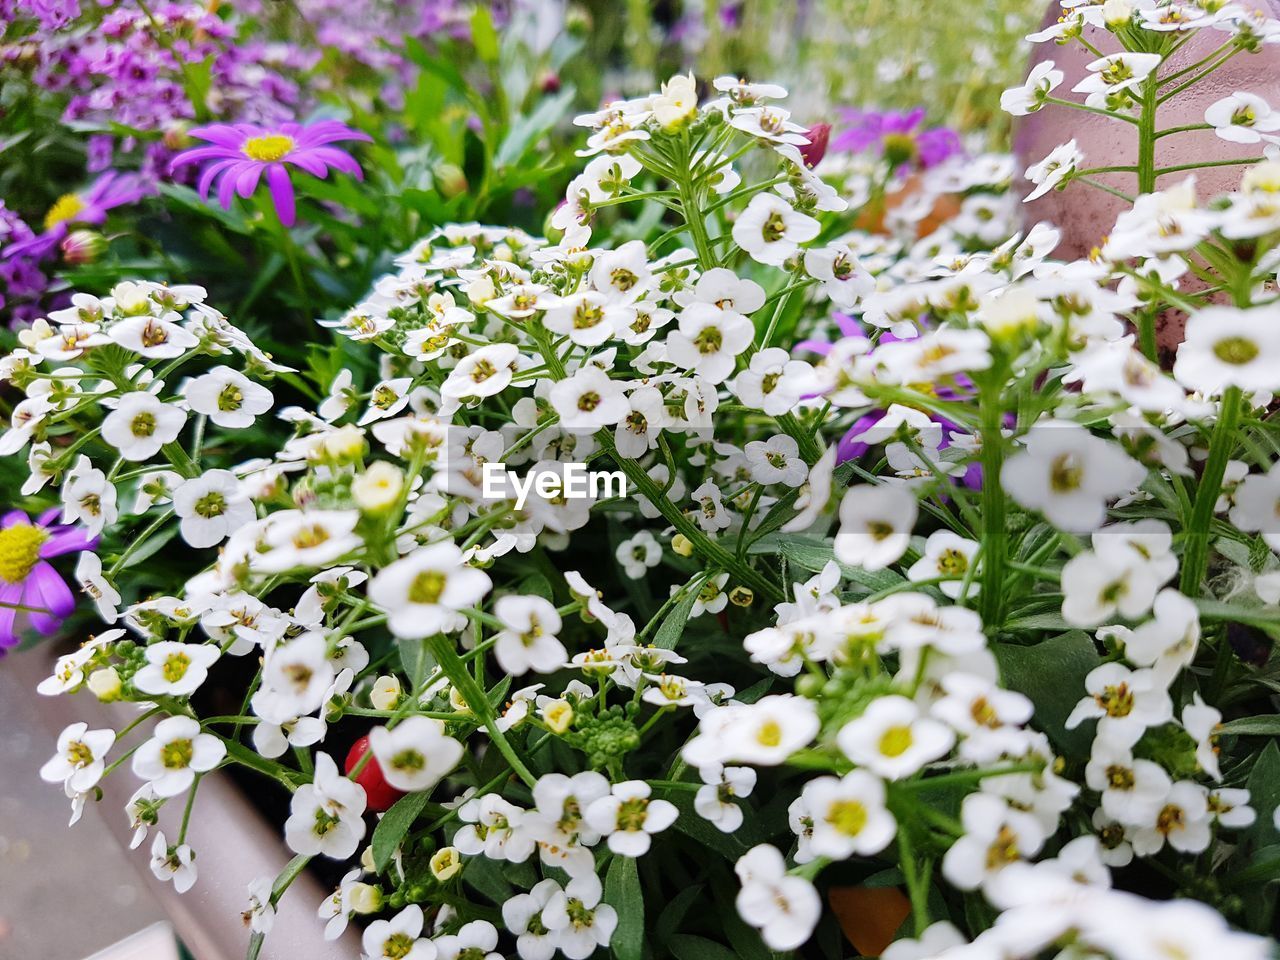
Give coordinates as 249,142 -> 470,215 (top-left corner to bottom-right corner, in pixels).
0,202 -> 51,326
832,107 -> 962,172
171,120 -> 371,226
0,509 -> 98,653
2,172 -> 149,261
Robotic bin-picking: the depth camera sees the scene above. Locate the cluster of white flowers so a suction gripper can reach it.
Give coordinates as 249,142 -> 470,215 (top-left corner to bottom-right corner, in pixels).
11,14 -> 1280,958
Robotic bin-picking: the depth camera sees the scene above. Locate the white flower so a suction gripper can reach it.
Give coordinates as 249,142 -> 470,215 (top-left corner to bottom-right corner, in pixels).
359,377 -> 414,425
881,922 -> 967,960
109,313 -> 198,358
1130,780 -> 1211,856
39,721 -> 114,793
745,434 -> 807,487
1071,52 -> 1162,108
493,594 -> 567,675
369,541 -> 492,639
615,530 -> 662,580
804,244 -> 874,309
441,343 -> 520,401
101,392 -> 187,461
1001,60 -> 1064,115
75,552 -> 121,622
615,385 -> 669,457
1182,693 -> 1223,781
1173,306 -> 1280,394
284,753 -> 367,859
541,880 -> 618,960
181,366 -> 273,428
1067,663 -> 1173,739
149,831 -> 197,894
690,481 -> 733,532
244,876 -> 276,935
584,780 -> 678,856
733,348 -> 811,416
908,531 -> 980,598
362,905 -> 435,960
255,509 -> 363,573
548,365 -> 629,428
1233,463 -> 1280,552
502,878 -> 562,960
368,716 -> 464,793
542,291 -> 622,347
732,193 -> 819,266
1061,548 -> 1162,628
133,641 -> 220,697
1205,92 -> 1280,144
833,485 -> 917,571
131,715 -> 226,798
1024,139 -> 1082,202
801,770 -> 897,857
1001,422 -> 1145,533
837,695 -> 955,779
941,793 -> 1045,891
694,765 -> 757,833
734,844 -> 821,951
456,793 -> 536,862
1084,735 -> 1172,826
652,71 -> 698,130
260,632 -> 336,717
434,920 -> 501,960
1125,589 -> 1200,676
665,302 -> 754,383
172,470 -> 255,548
683,695 -> 819,769
1208,787 -> 1255,828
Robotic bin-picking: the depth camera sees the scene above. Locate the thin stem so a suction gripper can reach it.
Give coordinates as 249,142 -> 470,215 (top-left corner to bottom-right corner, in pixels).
1179,387 -> 1242,594
979,378 -> 1007,630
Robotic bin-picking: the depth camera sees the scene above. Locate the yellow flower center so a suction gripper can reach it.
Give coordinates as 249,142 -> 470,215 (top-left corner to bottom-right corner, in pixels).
0,523 -> 48,584
44,193 -> 86,232
242,134 -> 296,163
878,725 -> 914,757
826,799 -> 869,836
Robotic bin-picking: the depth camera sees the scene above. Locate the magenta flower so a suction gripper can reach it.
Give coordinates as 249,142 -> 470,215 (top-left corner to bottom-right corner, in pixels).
0,509 -> 98,653
171,120 -> 372,227
2,172 -> 149,261
831,107 -> 963,173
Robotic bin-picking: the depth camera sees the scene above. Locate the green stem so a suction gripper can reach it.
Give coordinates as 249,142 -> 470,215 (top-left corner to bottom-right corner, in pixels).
1179,387 -> 1242,595
897,829 -> 930,937
979,381 -> 1007,630
426,635 -> 537,789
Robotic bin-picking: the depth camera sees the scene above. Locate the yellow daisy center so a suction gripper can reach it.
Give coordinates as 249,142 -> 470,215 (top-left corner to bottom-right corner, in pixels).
0,524 -> 48,585
242,134 -> 296,163
44,193 -> 86,232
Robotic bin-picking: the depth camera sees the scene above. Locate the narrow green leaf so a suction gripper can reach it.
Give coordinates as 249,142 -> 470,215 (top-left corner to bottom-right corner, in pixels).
372,791 -> 430,872
1218,716 -> 1280,737
398,636 -> 431,690
994,631 -> 1098,755
604,856 -> 644,960
654,585 -> 699,650
470,7 -> 500,63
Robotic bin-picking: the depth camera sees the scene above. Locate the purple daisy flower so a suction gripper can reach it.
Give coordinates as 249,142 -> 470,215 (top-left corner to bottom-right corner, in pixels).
831,107 -> 963,173
171,120 -> 372,227
2,172 -> 150,261
0,508 -> 98,653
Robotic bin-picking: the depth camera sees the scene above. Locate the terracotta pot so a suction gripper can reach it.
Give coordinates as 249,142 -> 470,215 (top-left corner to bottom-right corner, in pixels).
6,648 -> 362,960
855,173 -> 963,239
1014,2 -> 1280,355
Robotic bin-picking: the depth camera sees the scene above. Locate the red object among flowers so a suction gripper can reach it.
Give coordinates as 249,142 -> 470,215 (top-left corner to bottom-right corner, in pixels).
344,734 -> 405,812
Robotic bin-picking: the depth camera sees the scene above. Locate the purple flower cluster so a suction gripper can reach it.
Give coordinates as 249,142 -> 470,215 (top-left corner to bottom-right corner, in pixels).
14,2 -> 316,168
0,509 -> 97,653
831,107 -> 963,173
0,203 -> 52,326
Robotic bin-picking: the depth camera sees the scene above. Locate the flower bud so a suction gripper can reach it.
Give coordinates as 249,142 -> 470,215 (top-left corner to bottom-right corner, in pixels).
352,461 -> 404,513
799,123 -> 831,168
360,846 -> 377,872
430,846 -> 462,881
87,666 -> 122,702
542,698 -> 574,734
162,122 -> 193,151
435,163 -> 468,199
539,70 -> 562,94
1102,0 -> 1133,26
60,230 -> 108,265
321,424 -> 366,462
466,275 -> 497,307
671,534 -> 694,557
449,685 -> 471,714
369,675 -> 402,711
347,882 -> 383,915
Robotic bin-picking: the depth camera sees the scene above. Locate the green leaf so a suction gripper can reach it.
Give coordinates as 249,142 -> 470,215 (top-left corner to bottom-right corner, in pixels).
398,636 -> 432,690
1218,716 -> 1280,737
371,791 -> 430,872
604,856 -> 644,960
1003,612 -> 1072,632
994,631 -> 1098,755
495,90 -> 575,168
470,6 -> 500,63
654,585 -> 699,650
1244,741 -> 1280,854
749,533 -> 901,593
669,935 -> 739,960
1195,599 -> 1280,632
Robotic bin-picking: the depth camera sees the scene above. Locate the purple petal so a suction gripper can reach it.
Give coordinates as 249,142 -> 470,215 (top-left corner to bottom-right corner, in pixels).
40,527 -> 98,559
36,508 -> 61,528
188,123 -> 250,148
267,164 -> 296,226
235,163 -> 264,199
198,160 -> 238,200
0,582 -> 21,650
2,511 -> 30,529
27,563 -> 74,634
